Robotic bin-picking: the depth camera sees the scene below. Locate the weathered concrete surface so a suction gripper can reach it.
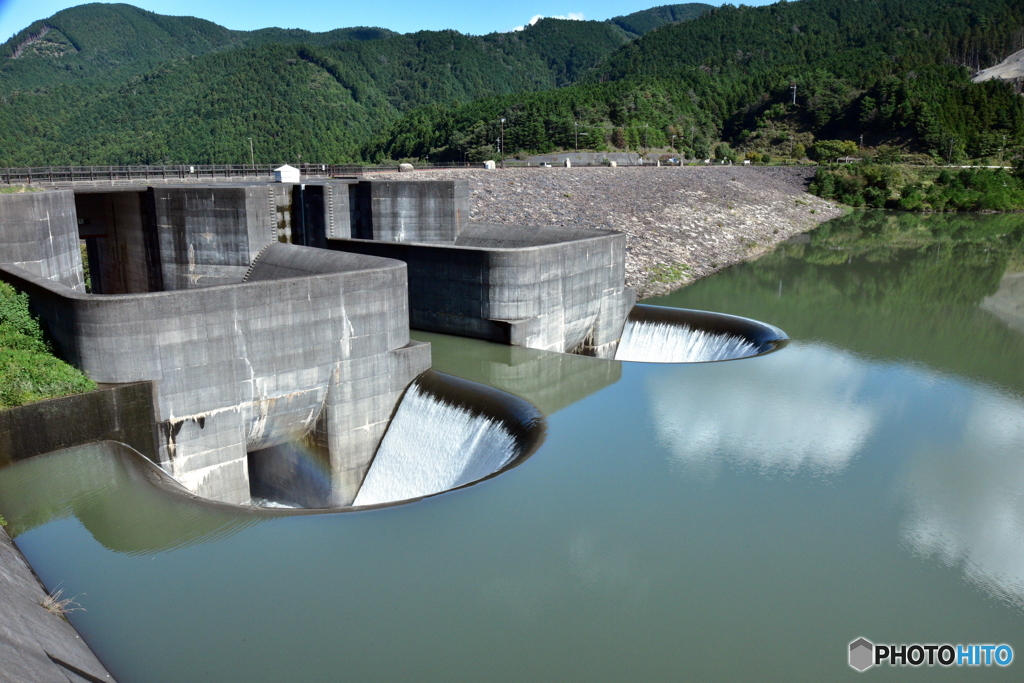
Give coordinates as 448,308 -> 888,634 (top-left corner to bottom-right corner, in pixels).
331,223 -> 634,354
0,190 -> 84,292
0,383 -> 157,469
147,185 -> 271,290
0,243 -> 429,505
71,182 -> 353,293
369,167 -> 844,298
0,525 -> 116,683
350,180 -> 470,243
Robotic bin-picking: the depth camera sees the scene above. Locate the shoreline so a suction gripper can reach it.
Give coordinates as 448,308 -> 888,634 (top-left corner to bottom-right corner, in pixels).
366,166 -> 845,298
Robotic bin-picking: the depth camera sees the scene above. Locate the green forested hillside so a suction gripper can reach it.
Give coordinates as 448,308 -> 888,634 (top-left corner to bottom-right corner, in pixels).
0,4 -> 652,164
2,0 -> 1021,167
0,3 -> 400,92
368,0 -> 1024,163
606,3 -> 713,38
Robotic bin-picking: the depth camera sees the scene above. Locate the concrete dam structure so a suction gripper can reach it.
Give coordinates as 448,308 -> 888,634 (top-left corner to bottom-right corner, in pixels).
0,186 -> 431,505
0,175 -> 786,507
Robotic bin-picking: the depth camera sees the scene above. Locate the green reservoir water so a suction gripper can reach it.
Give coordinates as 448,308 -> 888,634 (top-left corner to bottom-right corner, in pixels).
2,210 -> 1024,681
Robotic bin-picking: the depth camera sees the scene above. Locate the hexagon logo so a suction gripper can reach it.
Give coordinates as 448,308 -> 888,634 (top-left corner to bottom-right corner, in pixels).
849,638 -> 874,672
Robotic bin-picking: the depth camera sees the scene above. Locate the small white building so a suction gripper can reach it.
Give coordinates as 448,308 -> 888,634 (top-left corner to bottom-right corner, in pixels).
274,164 -> 300,183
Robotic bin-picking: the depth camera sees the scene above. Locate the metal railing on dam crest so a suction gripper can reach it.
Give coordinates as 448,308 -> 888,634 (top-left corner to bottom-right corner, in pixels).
0,162 -> 487,186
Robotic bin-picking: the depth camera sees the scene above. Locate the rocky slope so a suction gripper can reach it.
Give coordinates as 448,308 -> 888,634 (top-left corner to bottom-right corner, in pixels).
369,166 -> 844,298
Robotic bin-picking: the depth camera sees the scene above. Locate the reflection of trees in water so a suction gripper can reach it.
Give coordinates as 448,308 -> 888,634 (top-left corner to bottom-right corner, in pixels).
651,211 -> 1024,395
0,443 -> 261,553
762,211 -> 1024,309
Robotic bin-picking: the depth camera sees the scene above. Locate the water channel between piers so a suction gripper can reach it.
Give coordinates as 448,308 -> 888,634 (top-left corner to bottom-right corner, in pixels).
2,210 -> 1024,681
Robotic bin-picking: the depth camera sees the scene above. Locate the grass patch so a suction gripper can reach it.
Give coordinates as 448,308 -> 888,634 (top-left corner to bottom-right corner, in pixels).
648,262 -> 692,284
0,282 -> 95,407
0,186 -> 42,194
40,588 -> 84,619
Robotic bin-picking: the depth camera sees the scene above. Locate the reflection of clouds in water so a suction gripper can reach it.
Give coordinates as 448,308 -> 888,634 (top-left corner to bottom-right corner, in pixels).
648,339 -> 1024,609
648,343 -> 878,476
901,390 -> 1024,610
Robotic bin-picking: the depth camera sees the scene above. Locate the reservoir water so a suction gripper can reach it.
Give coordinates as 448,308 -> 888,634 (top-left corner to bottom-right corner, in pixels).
2,210 -> 1024,681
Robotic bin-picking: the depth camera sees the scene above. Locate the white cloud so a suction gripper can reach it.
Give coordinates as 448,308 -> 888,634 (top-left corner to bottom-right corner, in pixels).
510,12 -> 585,32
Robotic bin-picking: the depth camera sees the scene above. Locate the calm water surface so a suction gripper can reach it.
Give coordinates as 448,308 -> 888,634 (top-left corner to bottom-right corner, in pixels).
2,210 -> 1024,681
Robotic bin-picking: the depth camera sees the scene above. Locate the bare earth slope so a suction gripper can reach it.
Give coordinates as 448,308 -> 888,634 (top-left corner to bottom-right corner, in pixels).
370,166 -> 843,297
973,48 -> 1024,84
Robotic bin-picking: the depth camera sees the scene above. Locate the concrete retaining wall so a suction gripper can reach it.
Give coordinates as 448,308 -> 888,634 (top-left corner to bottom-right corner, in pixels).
350,180 -> 469,243
147,185 -> 272,290
0,383 -> 157,469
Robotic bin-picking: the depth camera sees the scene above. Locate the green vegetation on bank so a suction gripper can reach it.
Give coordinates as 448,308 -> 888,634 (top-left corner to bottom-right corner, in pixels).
810,164 -> 1024,211
0,282 -> 95,408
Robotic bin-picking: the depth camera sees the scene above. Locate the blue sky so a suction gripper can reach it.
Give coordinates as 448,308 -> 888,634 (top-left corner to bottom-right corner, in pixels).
0,0 -> 780,43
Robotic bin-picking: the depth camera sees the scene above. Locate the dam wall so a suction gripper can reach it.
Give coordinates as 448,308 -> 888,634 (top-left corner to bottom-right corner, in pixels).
0,178 -> 631,499
71,182 -> 354,293
350,179 -> 470,242
331,222 -> 634,354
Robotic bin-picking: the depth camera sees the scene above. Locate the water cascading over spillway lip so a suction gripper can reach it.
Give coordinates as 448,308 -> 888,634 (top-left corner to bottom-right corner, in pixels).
349,370 -> 547,509
613,304 -> 788,364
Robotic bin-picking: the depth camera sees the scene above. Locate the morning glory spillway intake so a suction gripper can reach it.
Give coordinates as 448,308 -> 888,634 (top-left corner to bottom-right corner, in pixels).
614,320 -> 760,363
353,371 -> 545,507
613,304 -> 787,363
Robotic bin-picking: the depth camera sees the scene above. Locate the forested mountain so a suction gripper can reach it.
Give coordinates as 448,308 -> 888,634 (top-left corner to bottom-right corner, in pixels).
368,0 -> 1024,164
0,3 -> 396,92
0,3 -> 702,165
3,0 -> 1021,166
605,3 -> 713,39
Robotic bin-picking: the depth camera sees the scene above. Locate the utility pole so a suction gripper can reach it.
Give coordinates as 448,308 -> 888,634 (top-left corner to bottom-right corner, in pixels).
500,117 -> 506,169
1002,134 -> 1008,165
248,137 -> 255,170
791,82 -> 797,105
575,121 -> 578,152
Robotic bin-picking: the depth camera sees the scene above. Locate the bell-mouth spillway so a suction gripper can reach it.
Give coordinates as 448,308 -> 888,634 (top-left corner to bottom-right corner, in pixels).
613,304 -> 788,364
248,369 -> 546,509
